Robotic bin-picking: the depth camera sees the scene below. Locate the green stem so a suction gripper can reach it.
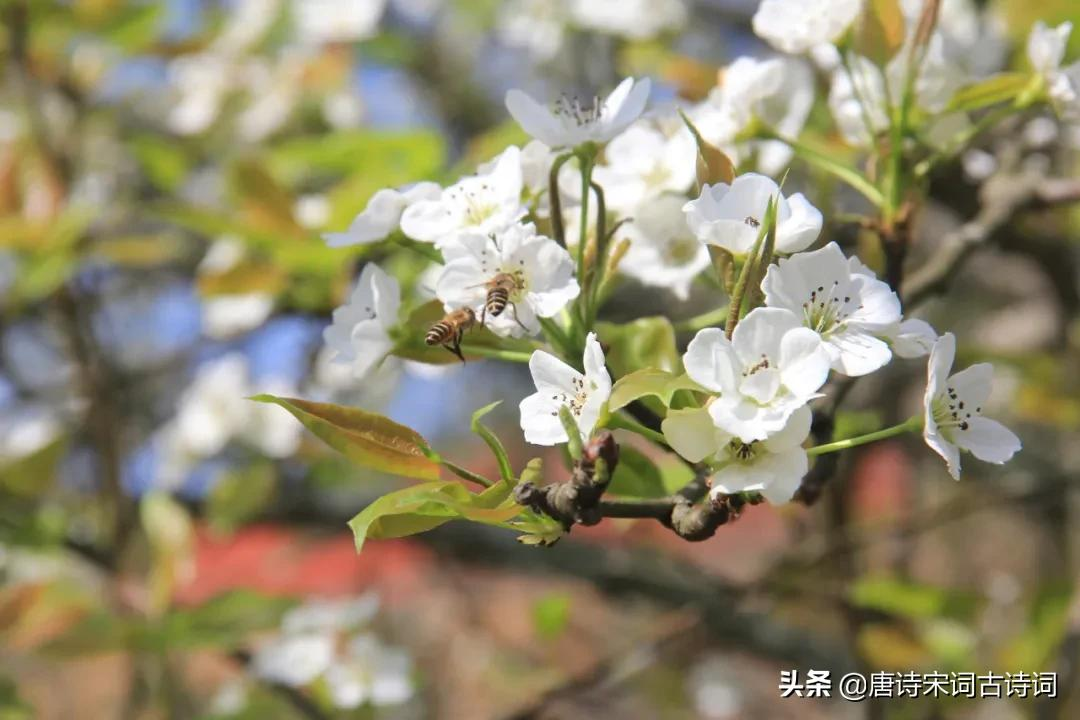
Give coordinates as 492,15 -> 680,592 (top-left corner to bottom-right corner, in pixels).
674,305 -> 730,333
458,345 -> 532,363
806,415 -> 922,457
757,127 -> 884,207
914,104 -> 1016,178
440,459 -> 493,488
576,152 -> 594,293
538,316 -> 574,360
548,153 -> 574,248
607,413 -> 669,446
393,235 -> 442,263
586,179 -> 607,328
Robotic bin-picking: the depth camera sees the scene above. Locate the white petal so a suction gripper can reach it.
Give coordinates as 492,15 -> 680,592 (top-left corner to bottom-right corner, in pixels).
505,89 -> 562,147
731,307 -> 802,366
323,188 -> 405,247
605,77 -> 651,138
400,199 -> 459,243
775,192 -> 822,253
955,416 -> 1021,464
762,404 -> 813,452
927,333 -> 956,399
519,393 -> 567,445
778,327 -> 831,396
583,332 -> 612,395
924,424 -> 961,480
739,367 -> 781,405
661,407 -> 722,463
891,318 -> 937,358
826,330 -> 893,377
754,448 -> 809,504
529,349 -> 580,396
946,363 -> 993,411
684,328 -> 740,394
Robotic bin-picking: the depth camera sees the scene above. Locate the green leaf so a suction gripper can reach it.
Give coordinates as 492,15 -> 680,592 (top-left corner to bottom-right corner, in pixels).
596,317 -> 680,376
607,446 -> 666,498
608,369 -> 703,412
131,135 -> 190,191
532,593 -> 572,640
347,480 -> 521,552
0,437 -> 66,498
850,576 -> 979,621
250,395 -> 441,481
103,2 -> 165,51
1002,582 -> 1074,671
471,402 -> 514,484
947,73 -> 1031,112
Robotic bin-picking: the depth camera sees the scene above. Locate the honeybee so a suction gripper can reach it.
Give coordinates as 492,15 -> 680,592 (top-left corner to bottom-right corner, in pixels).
480,272 -> 528,331
426,307 -> 476,363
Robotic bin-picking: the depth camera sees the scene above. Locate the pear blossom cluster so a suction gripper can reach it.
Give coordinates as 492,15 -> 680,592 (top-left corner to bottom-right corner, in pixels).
242,594 -> 415,713
313,0 -> 1061,523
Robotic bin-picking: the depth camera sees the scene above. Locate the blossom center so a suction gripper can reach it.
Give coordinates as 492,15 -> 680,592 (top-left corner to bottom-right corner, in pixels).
801,280 -> 857,335
727,438 -> 759,463
449,183 -> 498,226
549,375 -> 593,418
553,94 -> 605,127
931,384 -> 982,438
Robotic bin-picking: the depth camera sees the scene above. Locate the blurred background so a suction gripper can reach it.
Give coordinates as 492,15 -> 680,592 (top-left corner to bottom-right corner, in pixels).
2,0 -> 1080,718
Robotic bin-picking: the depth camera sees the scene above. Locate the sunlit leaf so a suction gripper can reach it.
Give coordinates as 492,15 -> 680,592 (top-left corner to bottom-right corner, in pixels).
250,395 -> 441,481
608,369 -> 703,411
596,317 -> 680,376
850,576 -> 979,621
947,73 -> 1031,112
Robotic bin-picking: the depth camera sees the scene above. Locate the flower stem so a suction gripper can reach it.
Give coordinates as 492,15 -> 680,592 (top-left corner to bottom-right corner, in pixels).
548,153 -> 575,248
757,127 -> 885,207
806,415 -> 923,457
393,234 -> 443,263
607,412 -> 669,446
576,151 -> 594,300
440,458 -> 493,488
458,345 -> 532,363
674,305 -> 730,333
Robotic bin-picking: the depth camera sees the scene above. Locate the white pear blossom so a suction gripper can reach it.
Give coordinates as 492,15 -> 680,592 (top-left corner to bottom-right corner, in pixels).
324,634 -> 415,709
711,56 -> 815,175
568,0 -> 687,40
252,632 -> 336,687
617,194 -> 711,300
505,77 -> 651,149
292,0 -> 387,45
593,121 -> 696,214
198,238 -> 275,339
497,0 -> 566,61
881,318 -> 938,359
436,223 -> 579,338
0,405 -> 61,465
324,182 -> 441,247
1027,21 -> 1080,118
663,405 -> 812,504
175,354 -> 252,457
400,146 -> 525,245
828,35 -> 969,149
683,173 -> 823,255
683,308 -> 830,443
519,333 -> 612,445
923,333 -> 1021,480
752,0 -> 863,55
477,140 -> 555,214
762,242 -> 902,376
323,264 -> 400,382
283,594 -> 381,635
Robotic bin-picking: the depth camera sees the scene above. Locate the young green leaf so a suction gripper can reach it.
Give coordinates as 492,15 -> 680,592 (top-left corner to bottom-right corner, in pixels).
607,446 -> 667,498
608,369 -> 704,412
471,401 -> 514,484
250,395 -> 441,481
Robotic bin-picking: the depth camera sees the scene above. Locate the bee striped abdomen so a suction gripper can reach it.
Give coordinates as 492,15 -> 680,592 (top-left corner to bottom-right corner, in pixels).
426,321 -> 453,346
485,287 -> 510,317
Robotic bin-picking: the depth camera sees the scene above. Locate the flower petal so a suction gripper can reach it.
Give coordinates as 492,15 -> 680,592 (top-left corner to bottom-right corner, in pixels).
775,192 -> 822,253
946,362 -> 993,412
529,349 -> 580,396
662,407 -> 722,462
519,393 -> 567,445
505,89 -> 562,147
779,327 -> 831,395
954,416 -> 1021,464
684,328 -> 739,394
